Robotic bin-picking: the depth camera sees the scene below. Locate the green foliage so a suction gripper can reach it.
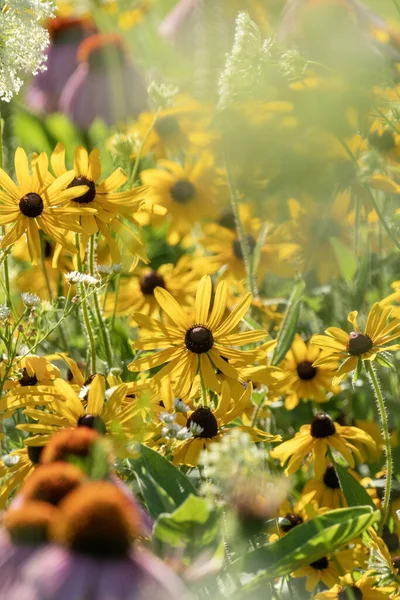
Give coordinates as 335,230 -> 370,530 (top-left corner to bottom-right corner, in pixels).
335,463 -> 376,511
272,278 -> 305,365
239,506 -> 380,582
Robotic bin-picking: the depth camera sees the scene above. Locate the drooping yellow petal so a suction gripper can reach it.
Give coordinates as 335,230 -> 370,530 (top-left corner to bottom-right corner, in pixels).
87,374 -> 106,416
195,275 -> 212,325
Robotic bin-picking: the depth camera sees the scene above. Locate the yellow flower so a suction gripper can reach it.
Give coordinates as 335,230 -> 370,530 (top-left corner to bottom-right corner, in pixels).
0,147 -> 89,264
270,413 -> 376,477
129,275 -> 267,398
292,549 -> 361,592
279,334 -> 340,410
103,256 -> 199,322
50,143 -> 148,266
0,446 -> 40,509
312,303 -> 400,385
140,154 -> 219,245
315,571 -> 396,600
169,382 -> 281,467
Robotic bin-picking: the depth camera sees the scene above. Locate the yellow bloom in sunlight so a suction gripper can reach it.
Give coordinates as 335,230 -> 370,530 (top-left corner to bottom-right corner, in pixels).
140,154 -> 219,245
103,255 -> 199,322
129,275 -> 267,398
315,571 -> 395,600
169,383 -> 280,467
270,412 -> 376,477
198,204 -> 298,281
312,303 -> 400,385
292,549 -> 360,593
0,147 -> 89,264
50,143 -> 149,266
279,334 -> 340,410
0,447 -> 39,509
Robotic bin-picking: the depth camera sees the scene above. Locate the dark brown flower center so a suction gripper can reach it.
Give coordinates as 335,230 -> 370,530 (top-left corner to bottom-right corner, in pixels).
68,176 -> 96,204
28,445 -> 45,465
139,271 -> 166,295
77,414 -> 106,435
19,368 -> 38,387
383,527 -> 400,553
218,209 -> 236,230
185,326 -> 214,354
297,361 -> 317,381
347,332 -> 373,356
170,179 -> 196,204
311,413 -> 336,438
186,407 -> 218,438
19,193 -> 44,218
368,129 -> 396,152
232,235 -> 257,260
338,586 -> 363,600
281,513 -> 303,532
310,556 -> 329,570
323,464 -> 340,489
155,115 -> 181,139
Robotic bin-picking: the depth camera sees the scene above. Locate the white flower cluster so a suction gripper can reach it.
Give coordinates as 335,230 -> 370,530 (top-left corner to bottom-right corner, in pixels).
0,0 -> 56,101
96,264 -> 123,275
160,411 -> 192,441
0,304 -> 11,320
65,271 -> 100,286
21,292 -> 41,307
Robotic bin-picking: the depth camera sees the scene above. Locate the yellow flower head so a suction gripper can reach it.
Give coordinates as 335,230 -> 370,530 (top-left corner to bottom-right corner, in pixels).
312,303 -> 400,385
129,275 -> 267,398
0,147 -> 89,264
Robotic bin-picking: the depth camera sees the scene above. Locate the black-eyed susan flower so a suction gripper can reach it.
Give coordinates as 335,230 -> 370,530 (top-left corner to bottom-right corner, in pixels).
292,549 -> 359,593
312,303 -> 400,385
170,382 -> 280,466
0,446 -> 44,509
103,256 -> 198,322
129,275 -> 268,397
0,148 -> 90,264
314,572 -> 394,600
140,154 -> 219,245
301,464 -> 345,510
50,143 -> 149,266
270,413 -> 376,477
279,334 -> 340,410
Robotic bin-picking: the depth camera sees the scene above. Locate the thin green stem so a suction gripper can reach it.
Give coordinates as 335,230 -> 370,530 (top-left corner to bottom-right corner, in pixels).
89,235 -> 113,369
365,361 -> 392,534
75,234 -> 97,374
224,151 -> 258,298
129,108 -> 160,187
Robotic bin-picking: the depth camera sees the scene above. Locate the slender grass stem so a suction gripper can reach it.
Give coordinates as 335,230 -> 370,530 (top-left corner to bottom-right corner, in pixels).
365,361 -> 392,534
89,235 -> 113,369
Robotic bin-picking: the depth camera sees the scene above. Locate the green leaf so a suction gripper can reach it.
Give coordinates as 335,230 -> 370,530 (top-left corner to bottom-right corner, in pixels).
330,237 -> 358,283
335,463 -> 376,512
127,444 -> 197,518
272,278 -> 305,365
239,506 -> 380,581
154,494 -> 222,559
375,353 -> 394,369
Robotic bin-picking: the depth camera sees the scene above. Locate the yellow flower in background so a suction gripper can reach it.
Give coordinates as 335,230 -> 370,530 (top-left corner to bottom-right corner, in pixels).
279,335 -> 340,410
50,143 -> 149,266
129,275 -> 267,397
171,382 -> 281,467
0,446 -> 40,509
140,154 -> 219,246
292,549 -> 360,592
301,463 -> 346,510
288,192 -> 353,284
103,255 -> 199,322
312,303 -> 400,385
270,413 -> 376,477
0,147 -> 89,264
315,572 -> 395,600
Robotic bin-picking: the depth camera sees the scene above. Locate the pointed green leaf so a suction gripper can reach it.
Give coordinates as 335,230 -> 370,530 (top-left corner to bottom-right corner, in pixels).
239,506 -> 380,580
330,237 -> 358,282
335,463 -> 376,512
272,278 -> 305,366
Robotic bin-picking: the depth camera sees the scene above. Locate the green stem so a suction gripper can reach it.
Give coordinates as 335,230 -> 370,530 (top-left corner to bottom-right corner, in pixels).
365,361 -> 392,534
75,234 -> 97,374
224,151 -> 258,298
89,235 -> 113,369
129,108 -> 160,187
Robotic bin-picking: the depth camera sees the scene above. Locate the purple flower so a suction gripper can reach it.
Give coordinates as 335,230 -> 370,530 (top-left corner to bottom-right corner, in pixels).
59,33 -> 148,130
27,17 -> 95,114
16,546 -> 191,600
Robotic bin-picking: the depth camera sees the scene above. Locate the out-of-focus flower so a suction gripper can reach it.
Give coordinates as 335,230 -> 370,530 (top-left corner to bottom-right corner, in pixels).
59,33 -> 148,130
27,16 -> 95,114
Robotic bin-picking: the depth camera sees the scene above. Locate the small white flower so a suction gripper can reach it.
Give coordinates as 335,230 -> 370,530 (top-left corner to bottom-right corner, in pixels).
0,305 -> 11,321
78,385 -> 90,399
189,422 -> 204,436
161,422 -> 182,439
176,427 -> 192,441
160,411 -> 176,424
65,271 -> 100,286
96,264 -> 123,275
2,454 -> 20,467
174,398 -> 190,412
21,292 -> 40,307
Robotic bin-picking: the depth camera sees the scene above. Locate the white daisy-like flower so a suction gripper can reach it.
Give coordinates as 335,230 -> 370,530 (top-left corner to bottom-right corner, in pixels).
21,292 -> 41,307
174,398 -> 190,413
0,305 -> 11,321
